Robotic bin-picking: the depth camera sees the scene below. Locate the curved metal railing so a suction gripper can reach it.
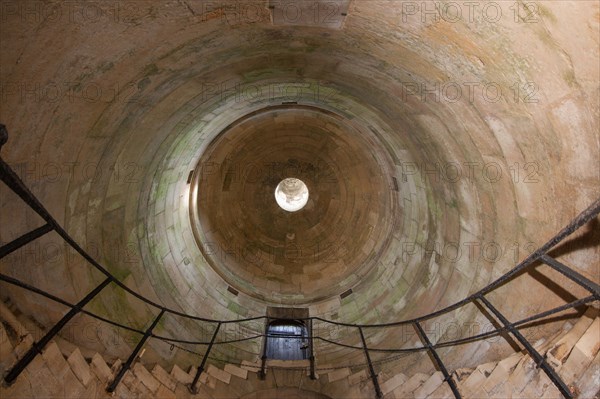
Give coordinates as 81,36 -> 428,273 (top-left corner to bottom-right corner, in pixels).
0,124 -> 598,398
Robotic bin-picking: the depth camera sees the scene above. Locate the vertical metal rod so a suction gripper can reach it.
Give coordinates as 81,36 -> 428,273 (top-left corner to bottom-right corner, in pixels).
259,318 -> 269,380
309,319 -> 316,380
107,309 -> 165,393
477,295 -> 573,399
414,322 -> 462,399
540,255 -> 600,298
4,277 -> 112,385
0,223 -> 53,259
358,327 -> 382,399
189,322 -> 221,394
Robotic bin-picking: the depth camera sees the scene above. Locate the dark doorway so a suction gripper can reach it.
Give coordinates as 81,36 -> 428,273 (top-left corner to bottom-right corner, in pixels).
266,320 -> 309,360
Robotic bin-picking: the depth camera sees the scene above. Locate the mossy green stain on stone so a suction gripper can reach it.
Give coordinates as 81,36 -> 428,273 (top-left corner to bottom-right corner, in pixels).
227,301 -> 248,317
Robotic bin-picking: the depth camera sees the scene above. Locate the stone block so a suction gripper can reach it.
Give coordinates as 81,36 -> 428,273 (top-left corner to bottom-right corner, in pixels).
200,371 -> 218,389
41,341 -> 70,380
0,321 -> 16,375
327,367 -> 351,383
348,369 -> 368,386
133,362 -> 161,393
380,373 -> 407,395
90,353 -> 113,383
460,361 -> 496,395
67,348 -> 92,386
392,372 -> 429,397
241,360 -> 262,373
122,369 -> 141,392
480,353 -> 522,394
574,350 -> 600,399
171,364 -> 194,384
60,367 -> 87,399
546,309 -> 596,370
152,363 -> 177,391
224,363 -> 248,380
413,371 -> 443,399
207,364 -> 231,384
13,334 -> 34,360
428,380 -> 454,399
156,384 -> 177,399
560,316 -> 600,384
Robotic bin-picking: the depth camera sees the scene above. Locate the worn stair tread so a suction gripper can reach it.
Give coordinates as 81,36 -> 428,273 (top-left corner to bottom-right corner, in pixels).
224,363 -> 248,380
152,363 -> 178,391
546,308 -> 597,370
207,363 -> 232,384
133,362 -> 162,393
480,352 -> 523,394
574,349 -> 600,399
67,347 -> 93,387
560,316 -> 600,385
90,352 -> 113,383
41,341 -> 71,381
391,372 -> 429,398
348,369 -> 369,386
380,372 -> 408,395
414,371 -> 444,399
326,367 -> 351,383
171,364 -> 195,384
427,381 -> 454,399
459,361 -> 497,395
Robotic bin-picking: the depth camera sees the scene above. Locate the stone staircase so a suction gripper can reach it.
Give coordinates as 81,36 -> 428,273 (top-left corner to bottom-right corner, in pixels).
1,300 -> 598,399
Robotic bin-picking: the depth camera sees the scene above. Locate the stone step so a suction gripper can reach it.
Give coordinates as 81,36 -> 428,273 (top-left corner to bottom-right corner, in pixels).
67,347 -> 93,387
90,352 -> 113,383
560,316 -> 600,385
327,366 -> 351,383
390,372 -> 429,398
41,341 -> 71,381
380,372 -> 407,396
348,369 -> 369,386
472,352 -> 523,397
1,298 -> 599,399
427,380 -> 454,399
414,371 -> 444,399
207,363 -> 232,384
224,363 -> 248,380
0,321 -> 17,376
152,363 -> 178,392
573,349 -> 600,399
133,361 -> 162,393
170,363 -> 196,385
458,361 -> 496,396
546,307 -> 597,370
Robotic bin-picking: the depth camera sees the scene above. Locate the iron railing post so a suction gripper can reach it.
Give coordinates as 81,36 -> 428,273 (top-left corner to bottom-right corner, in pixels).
259,318 -> 269,380
4,277 -> 113,385
189,322 -> 221,394
477,295 -> 573,399
358,327 -> 382,399
414,322 -> 462,399
107,309 -> 165,393
309,318 -> 316,380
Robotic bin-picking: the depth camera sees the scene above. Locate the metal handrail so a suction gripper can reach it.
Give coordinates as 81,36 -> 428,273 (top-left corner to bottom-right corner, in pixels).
1,124 -> 598,398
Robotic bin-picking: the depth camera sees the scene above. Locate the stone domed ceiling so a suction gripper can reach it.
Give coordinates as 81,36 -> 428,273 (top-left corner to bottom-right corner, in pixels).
0,0 -> 598,368
192,105 -> 397,303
